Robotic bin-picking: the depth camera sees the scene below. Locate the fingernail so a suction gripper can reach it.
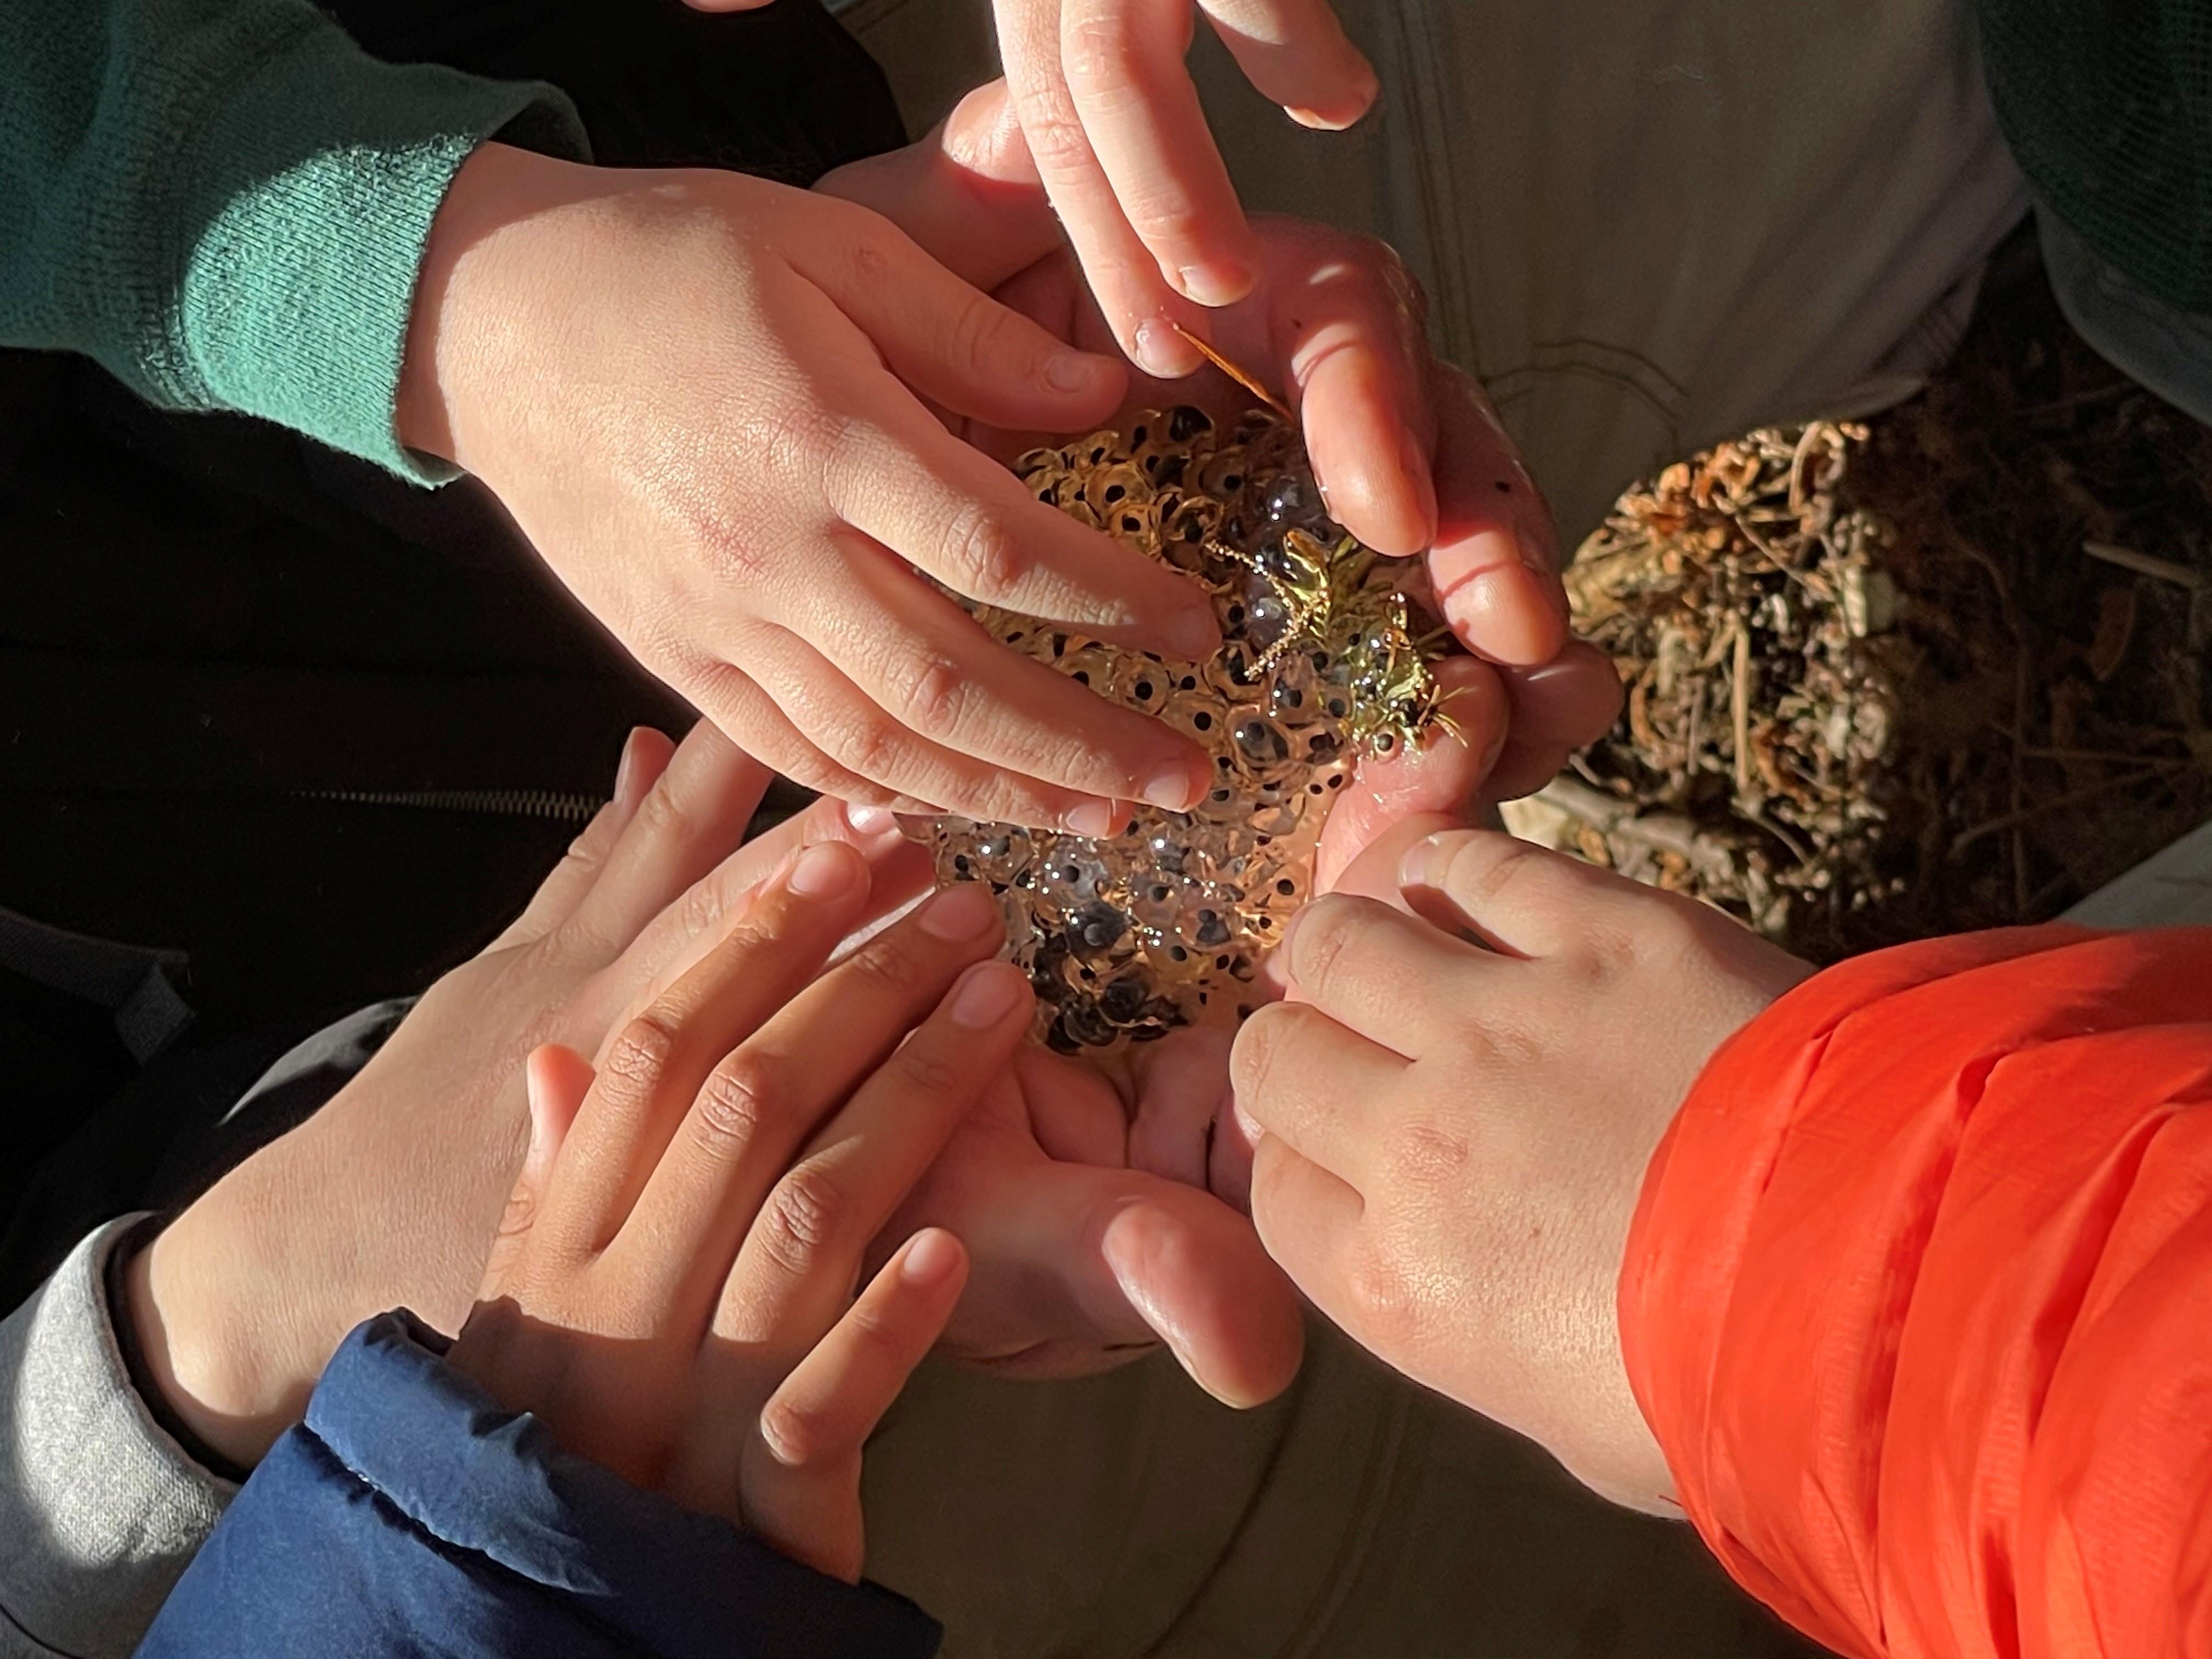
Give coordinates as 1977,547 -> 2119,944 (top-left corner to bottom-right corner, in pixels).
1134,318 -> 1199,380
900,1229 -> 965,1285
1047,351 -> 1115,395
919,881 -> 1002,939
844,802 -> 898,837
947,960 -> 1027,1029
1164,608 -> 1220,661
613,728 -> 646,806
1064,799 -> 1121,839
789,840 -> 862,898
1400,833 -> 1450,890
1142,766 -> 1201,812
1176,261 -> 1254,308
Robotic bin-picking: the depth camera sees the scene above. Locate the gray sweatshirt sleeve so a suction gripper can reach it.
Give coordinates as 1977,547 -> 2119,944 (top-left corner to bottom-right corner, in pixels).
0,1217 -> 235,1659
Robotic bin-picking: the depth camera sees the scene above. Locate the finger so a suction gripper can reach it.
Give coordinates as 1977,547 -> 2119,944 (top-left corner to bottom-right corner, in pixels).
995,0 -> 1209,376
768,538 -> 1213,816
476,1042 -> 596,1299
815,82 -> 1065,294
1427,365 -> 1568,667
1060,0 -> 1259,307
619,883 -> 1009,1312
608,799 -> 935,1025
490,725 -> 675,950
1313,656 -> 1509,890
912,1159 -> 1306,1405
738,625 -> 1137,831
1124,1022 -> 1235,1189
748,1228 -> 968,1578
1012,1043 -> 1131,1166
1199,0 -> 1378,128
719,958 -> 1033,1345
549,841 -> 876,1256
684,660 -> 945,816
1229,999 -> 1404,1182
1246,1131 -> 1362,1300
563,723 -> 775,953
819,371 -> 1222,662
1276,891 -> 1483,1056
1398,826 -> 1649,958
798,210 -> 1127,432
1485,646 -> 1626,801
1260,224 -> 1438,555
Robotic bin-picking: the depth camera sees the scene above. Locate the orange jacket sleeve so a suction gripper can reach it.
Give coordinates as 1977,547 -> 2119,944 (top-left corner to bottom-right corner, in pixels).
1619,925 -> 2212,1659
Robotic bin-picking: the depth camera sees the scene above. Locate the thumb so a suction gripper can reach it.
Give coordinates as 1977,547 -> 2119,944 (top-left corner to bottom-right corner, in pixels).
1314,656 -> 1509,891
953,1162 -> 1306,1407
477,1044 -> 594,1298
814,80 -> 1060,292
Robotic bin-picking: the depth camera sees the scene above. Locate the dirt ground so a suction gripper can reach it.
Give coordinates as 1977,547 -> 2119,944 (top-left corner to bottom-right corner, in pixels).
1510,229 -> 2212,964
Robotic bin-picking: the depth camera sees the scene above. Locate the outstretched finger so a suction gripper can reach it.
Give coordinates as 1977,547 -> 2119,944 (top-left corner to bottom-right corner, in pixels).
1060,0 -> 1258,307
718,958 -> 1033,1345
1200,0 -> 1376,128
563,723 -> 776,953
820,369 -> 1222,663
1427,365 -> 1567,667
615,883 -> 1008,1317
746,1229 -> 969,1579
768,538 -> 1214,819
996,0 -> 1208,377
475,1043 -> 596,1299
491,725 -> 675,950
550,841 -> 878,1256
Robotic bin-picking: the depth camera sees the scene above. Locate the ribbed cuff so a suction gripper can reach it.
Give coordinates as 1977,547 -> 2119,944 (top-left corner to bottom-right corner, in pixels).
154,10 -> 586,480
0,1216 -> 235,1658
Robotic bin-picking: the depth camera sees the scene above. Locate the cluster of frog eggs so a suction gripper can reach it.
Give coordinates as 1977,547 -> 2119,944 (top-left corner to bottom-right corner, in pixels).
924,405 -> 1446,1052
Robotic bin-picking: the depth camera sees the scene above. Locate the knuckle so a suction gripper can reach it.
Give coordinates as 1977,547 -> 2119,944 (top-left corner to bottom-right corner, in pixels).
631,783 -> 702,855
1060,13 -> 1143,92
941,503 -> 1029,598
758,1166 -> 851,1278
1229,1004 -> 1291,1108
1007,84 -> 1093,176
1342,1249 -> 1415,1345
943,293 -> 1025,382
602,1012 -> 680,1096
1390,1118 -> 1473,1184
1286,894 -> 1363,997
885,652 -> 972,737
824,707 -> 915,786
1126,200 -> 1212,252
842,930 -> 926,1000
1455,834 -> 1551,913
689,1054 -> 779,1157
892,1039 -> 963,1098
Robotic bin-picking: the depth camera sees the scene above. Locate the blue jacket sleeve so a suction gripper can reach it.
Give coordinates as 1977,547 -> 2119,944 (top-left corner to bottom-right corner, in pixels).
133,1312 -> 942,1659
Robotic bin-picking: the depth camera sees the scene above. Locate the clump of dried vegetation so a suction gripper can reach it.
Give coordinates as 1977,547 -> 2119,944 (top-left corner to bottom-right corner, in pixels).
1511,239 -> 2212,962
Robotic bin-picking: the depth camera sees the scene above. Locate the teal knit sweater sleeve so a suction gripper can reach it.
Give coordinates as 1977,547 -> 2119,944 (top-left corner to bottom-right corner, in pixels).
0,0 -> 589,481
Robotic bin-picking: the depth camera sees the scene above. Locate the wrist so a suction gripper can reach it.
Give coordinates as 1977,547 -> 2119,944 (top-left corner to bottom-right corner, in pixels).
119,1212 -> 306,1471
396,140 -> 600,469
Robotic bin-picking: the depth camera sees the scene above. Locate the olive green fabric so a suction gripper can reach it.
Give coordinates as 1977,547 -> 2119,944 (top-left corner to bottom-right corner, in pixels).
0,0 -> 585,482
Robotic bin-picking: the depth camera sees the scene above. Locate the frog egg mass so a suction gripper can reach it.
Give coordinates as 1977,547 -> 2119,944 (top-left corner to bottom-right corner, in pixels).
923,404 -> 1457,1052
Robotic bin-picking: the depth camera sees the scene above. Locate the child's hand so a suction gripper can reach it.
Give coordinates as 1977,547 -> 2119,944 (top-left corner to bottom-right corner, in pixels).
988,0 -> 1376,378
1230,827 -> 1812,1509
450,842 -> 1035,1582
399,142 -> 1223,833
822,82 -> 1628,690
